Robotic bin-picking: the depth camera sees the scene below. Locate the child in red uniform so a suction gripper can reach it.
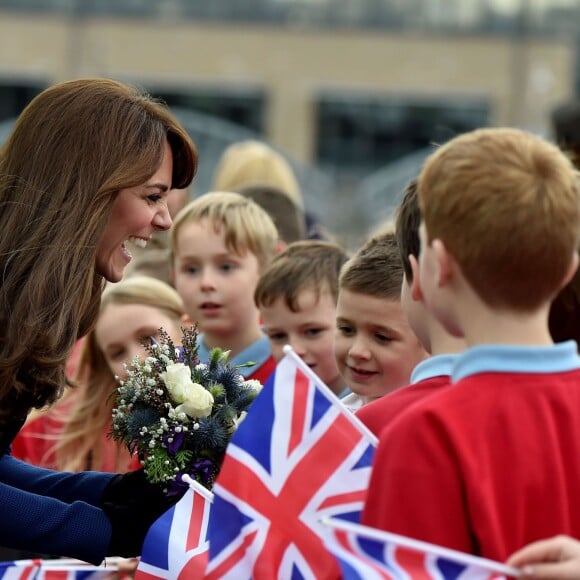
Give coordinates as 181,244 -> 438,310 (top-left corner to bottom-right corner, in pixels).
334,232 -> 427,412
356,179 -> 465,437
255,240 -> 350,397
170,191 -> 279,383
362,128 -> 580,561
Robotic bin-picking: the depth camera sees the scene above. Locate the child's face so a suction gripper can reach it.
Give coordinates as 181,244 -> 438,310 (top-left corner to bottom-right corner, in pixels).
95,302 -> 182,381
172,218 -> 262,340
334,289 -> 427,399
260,288 -> 343,394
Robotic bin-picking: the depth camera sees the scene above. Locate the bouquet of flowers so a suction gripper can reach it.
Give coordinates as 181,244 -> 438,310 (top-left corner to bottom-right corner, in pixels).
110,325 -> 261,493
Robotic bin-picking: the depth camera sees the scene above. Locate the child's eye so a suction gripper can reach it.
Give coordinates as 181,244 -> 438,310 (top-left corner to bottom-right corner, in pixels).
267,332 -> 287,342
305,328 -> 324,338
375,333 -> 393,344
139,334 -> 155,347
337,325 -> 354,336
109,349 -> 126,361
184,265 -> 198,275
220,263 -> 235,272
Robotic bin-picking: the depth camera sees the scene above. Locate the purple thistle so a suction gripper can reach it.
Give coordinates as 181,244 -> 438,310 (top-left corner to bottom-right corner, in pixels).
165,431 -> 184,454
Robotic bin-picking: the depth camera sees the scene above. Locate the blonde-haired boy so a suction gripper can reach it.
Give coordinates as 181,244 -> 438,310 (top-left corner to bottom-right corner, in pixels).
364,128 -> 580,561
255,240 -> 349,396
335,232 -> 427,412
170,191 -> 279,383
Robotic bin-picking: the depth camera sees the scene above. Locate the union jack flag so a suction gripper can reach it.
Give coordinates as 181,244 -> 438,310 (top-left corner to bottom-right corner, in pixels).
34,567 -> 114,579
0,561 -> 39,580
205,348 -> 378,580
0,561 -> 113,580
135,479 -> 212,580
322,518 -> 519,580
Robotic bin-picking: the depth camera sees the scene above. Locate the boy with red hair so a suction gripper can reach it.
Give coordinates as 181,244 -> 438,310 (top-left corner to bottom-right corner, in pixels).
363,128 -> 580,561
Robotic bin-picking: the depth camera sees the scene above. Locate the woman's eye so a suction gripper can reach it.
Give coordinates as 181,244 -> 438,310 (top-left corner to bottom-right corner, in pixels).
147,194 -> 162,203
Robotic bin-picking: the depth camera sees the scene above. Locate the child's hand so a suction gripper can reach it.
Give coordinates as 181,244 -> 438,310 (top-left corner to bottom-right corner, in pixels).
506,535 -> 580,579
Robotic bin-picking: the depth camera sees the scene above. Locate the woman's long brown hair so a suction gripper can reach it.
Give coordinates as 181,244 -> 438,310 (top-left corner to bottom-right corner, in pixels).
0,78 -> 197,427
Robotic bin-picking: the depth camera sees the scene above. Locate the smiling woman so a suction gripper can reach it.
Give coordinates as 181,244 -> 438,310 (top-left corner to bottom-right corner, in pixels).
0,78 -> 197,563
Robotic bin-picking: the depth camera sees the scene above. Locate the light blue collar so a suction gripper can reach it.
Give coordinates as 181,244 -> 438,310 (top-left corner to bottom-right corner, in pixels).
196,333 -> 272,378
411,354 -> 458,384
452,340 -> 580,383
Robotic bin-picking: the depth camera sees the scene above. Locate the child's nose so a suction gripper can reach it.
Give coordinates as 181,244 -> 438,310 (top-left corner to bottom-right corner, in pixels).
291,337 -> 307,358
348,336 -> 371,361
200,268 -> 216,290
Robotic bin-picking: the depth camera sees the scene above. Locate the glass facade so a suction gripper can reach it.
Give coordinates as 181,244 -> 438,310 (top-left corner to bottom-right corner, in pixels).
0,0 -> 578,37
316,93 -> 490,177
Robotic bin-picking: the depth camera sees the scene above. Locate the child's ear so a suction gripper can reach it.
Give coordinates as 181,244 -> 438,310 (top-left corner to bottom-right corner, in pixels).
274,239 -> 288,255
560,251 -> 580,289
180,314 -> 194,327
409,255 -> 424,301
432,239 -> 454,288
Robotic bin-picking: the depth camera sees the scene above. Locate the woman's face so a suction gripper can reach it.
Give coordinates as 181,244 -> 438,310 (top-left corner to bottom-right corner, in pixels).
96,140 -> 173,282
95,301 -> 182,381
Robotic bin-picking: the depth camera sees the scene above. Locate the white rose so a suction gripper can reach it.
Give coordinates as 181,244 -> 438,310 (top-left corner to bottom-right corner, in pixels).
175,383 -> 214,418
161,363 -> 193,403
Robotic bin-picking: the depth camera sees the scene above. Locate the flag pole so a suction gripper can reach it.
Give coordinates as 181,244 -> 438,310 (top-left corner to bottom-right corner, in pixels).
321,518 -> 521,577
282,344 -> 379,446
181,473 -> 215,503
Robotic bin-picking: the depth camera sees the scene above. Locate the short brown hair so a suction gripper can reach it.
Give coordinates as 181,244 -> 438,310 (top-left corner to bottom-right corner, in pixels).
255,240 -> 349,311
419,128 -> 580,311
170,191 -> 279,270
339,232 -> 403,299
395,178 -> 421,282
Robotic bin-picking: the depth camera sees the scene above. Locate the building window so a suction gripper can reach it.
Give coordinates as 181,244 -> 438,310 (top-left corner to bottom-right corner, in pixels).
316,93 -> 490,177
148,86 -> 266,134
0,81 -> 45,123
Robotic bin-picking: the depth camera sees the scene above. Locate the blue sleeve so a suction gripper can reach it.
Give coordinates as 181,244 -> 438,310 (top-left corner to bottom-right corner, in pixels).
0,481 -> 112,564
0,454 -> 115,505
0,454 -> 116,563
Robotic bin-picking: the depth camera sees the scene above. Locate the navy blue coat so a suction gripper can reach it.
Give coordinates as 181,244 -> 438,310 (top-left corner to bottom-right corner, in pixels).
0,437 -> 115,564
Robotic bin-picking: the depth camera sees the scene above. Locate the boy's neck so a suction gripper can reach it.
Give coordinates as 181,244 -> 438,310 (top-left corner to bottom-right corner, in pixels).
202,326 -> 265,359
428,321 -> 466,356
327,374 -> 349,397
455,300 -> 553,348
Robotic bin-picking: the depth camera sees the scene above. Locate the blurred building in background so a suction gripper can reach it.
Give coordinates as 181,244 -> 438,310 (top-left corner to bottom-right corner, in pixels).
0,0 -> 578,245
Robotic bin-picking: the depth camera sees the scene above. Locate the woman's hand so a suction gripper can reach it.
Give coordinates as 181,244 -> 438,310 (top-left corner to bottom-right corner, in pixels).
506,535 -> 580,579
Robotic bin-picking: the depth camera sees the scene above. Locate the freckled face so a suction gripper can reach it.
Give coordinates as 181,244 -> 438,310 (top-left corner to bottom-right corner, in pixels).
96,140 -> 173,283
95,302 -> 182,381
334,290 -> 427,399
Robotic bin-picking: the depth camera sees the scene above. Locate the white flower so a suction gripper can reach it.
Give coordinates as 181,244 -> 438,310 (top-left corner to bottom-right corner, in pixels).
244,379 -> 263,393
175,382 -> 214,419
161,363 -> 194,403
